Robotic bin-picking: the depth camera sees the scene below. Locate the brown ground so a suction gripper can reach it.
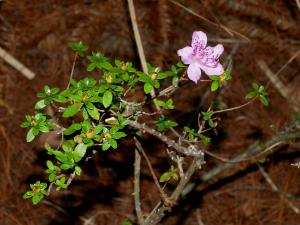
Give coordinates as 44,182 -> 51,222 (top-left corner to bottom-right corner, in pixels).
0,0 -> 300,224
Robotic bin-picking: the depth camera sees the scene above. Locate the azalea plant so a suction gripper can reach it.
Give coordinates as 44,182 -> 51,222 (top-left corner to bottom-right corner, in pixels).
21,31 -> 269,224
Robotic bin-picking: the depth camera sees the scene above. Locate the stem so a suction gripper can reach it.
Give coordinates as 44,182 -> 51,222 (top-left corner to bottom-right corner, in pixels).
144,159 -> 198,225
67,53 -> 78,89
214,96 -> 257,114
134,149 -> 145,225
135,138 -> 167,200
128,120 -> 204,158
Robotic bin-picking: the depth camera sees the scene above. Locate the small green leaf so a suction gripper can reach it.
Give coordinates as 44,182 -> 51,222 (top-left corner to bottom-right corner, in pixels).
252,83 -> 259,91
75,166 -> 82,175
46,160 -> 54,170
35,99 -> 49,110
109,139 -> 118,149
259,95 -> 269,106
63,103 -> 83,118
54,151 -> 69,164
73,143 -> 87,162
159,172 -> 174,182
103,91 -> 113,108
64,123 -> 82,135
32,194 -> 43,205
87,63 -> 96,72
105,117 -> 119,125
112,132 -> 126,139
209,76 -> 219,81
60,163 -> 73,170
82,108 -> 89,120
154,99 -> 165,107
20,121 -> 30,128
94,125 -> 104,135
53,95 -> 68,103
144,82 -> 153,94
102,141 -> 110,151
49,173 -> 56,182
44,85 -> 51,95
26,127 -> 38,142
87,105 -> 100,120
211,81 -> 219,92
246,91 -> 257,99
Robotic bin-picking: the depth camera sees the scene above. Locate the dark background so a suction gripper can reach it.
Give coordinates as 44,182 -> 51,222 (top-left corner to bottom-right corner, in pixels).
0,0 -> 300,224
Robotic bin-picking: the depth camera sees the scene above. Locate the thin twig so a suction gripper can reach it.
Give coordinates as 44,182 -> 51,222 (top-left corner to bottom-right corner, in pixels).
67,53 -> 78,88
129,120 -> 204,158
0,46 -> 35,79
134,138 -> 167,200
213,96 -> 257,114
134,149 -> 145,225
144,159 -> 198,225
196,208 -> 205,225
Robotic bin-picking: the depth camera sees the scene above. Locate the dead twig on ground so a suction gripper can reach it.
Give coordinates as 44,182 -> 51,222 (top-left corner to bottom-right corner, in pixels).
0,47 -> 35,80
296,0 -> 300,12
196,208 -> 205,225
168,0 -> 250,42
182,122 -> 300,197
257,164 -> 300,214
256,59 -> 300,112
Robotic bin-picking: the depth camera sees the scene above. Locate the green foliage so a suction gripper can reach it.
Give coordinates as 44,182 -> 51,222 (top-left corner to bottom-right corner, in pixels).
22,181 -> 48,205
201,110 -> 217,128
246,83 -> 270,106
154,116 -> 178,132
69,41 -> 88,57
101,126 -> 126,151
20,42 -> 264,207
209,70 -> 232,92
21,113 -> 54,142
103,91 -> 113,108
159,166 -> 178,183
184,126 -> 211,145
154,99 -> 174,110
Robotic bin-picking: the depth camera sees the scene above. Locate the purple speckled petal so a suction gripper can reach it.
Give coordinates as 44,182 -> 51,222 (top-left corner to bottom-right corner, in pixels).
177,46 -> 193,64
187,62 -> 201,84
200,62 -> 224,76
210,44 -> 224,58
191,31 -> 207,50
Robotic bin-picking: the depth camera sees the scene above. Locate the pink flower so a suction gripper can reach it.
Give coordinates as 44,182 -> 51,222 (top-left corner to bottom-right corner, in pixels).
177,31 -> 224,84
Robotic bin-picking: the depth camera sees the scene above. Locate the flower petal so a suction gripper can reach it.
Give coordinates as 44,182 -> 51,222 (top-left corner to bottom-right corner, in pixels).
200,63 -> 224,76
211,44 -> 224,58
177,46 -> 193,64
187,62 -> 201,84
191,31 -> 207,49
